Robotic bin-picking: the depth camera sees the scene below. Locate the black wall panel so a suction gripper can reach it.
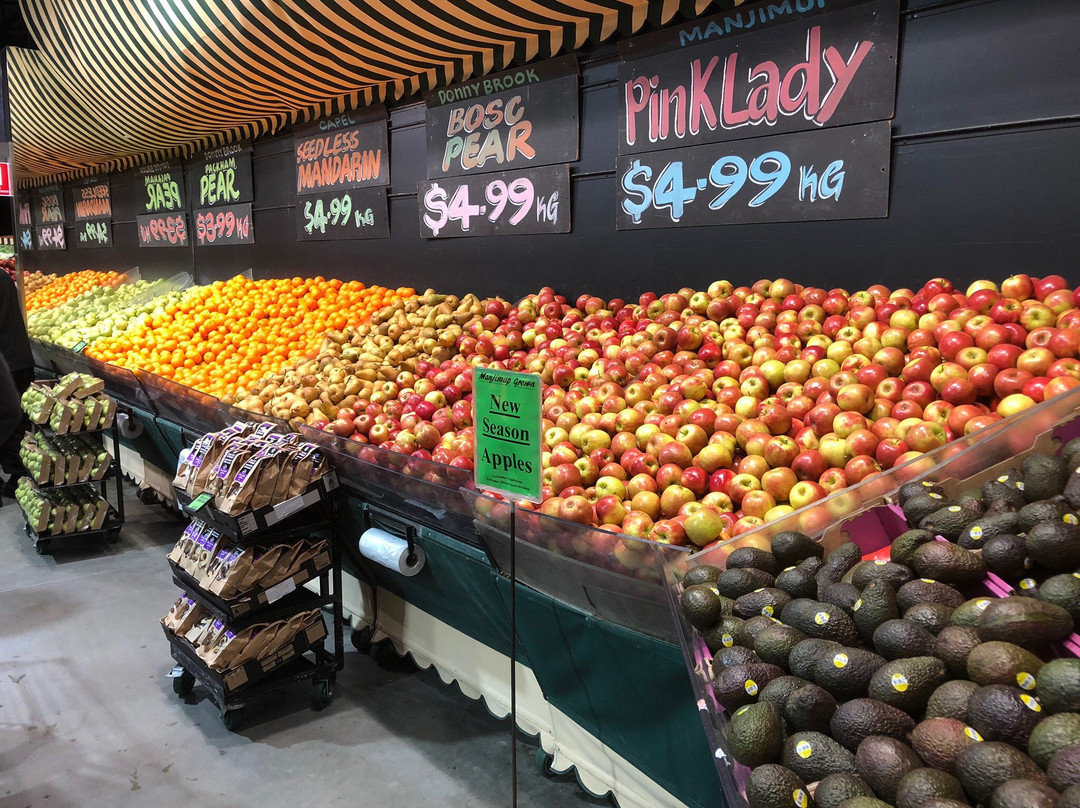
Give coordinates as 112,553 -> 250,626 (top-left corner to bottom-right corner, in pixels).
21,0 -> 1080,298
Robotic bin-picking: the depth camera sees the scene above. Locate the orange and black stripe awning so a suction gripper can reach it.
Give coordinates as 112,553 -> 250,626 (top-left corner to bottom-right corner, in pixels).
9,0 -> 723,185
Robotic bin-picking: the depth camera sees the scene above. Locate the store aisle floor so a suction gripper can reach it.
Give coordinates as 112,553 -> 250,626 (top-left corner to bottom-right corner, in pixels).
0,484 -> 595,808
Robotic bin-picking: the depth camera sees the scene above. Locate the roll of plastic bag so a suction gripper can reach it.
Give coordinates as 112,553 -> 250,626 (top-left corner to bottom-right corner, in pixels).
117,411 -> 144,439
358,528 -> 426,577
177,448 -> 190,472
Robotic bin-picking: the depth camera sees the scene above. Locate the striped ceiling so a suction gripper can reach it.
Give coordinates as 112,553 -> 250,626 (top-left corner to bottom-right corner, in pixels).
9,0 -> 724,185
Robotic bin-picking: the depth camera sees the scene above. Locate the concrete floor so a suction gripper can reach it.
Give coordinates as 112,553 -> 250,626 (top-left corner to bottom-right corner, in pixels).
0,483 -> 605,808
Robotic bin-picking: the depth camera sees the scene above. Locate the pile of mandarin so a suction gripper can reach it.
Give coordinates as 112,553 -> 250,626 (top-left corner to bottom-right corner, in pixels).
24,270 -> 124,312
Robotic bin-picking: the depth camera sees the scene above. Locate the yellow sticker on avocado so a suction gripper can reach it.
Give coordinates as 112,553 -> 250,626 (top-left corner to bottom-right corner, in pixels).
1066,514 -> 1078,525
875,559 -> 888,566
965,727 -> 983,741
969,526 -> 984,539
793,789 -> 808,808
734,705 -> 751,717
795,740 -> 813,759
998,475 -> 1010,483
709,586 -> 721,596
891,673 -> 909,692
1017,672 -> 1037,691
745,679 -> 759,696
754,587 -> 765,593
929,493 -> 942,499
814,611 -> 830,625
922,578 -> 936,583
762,605 -> 775,616
974,599 -> 990,611
833,653 -> 849,668
853,599 -> 863,611
1020,578 -> 1037,590
948,506 -> 962,512
1020,694 -> 1042,712
722,634 -> 734,647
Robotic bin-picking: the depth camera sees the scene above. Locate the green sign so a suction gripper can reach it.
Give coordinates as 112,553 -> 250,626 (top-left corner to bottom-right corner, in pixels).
473,367 -> 542,502
71,340 -> 88,353
188,492 -> 213,512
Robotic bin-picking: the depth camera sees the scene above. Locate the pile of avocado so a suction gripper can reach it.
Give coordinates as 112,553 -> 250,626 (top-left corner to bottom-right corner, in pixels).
681,441 -> 1080,808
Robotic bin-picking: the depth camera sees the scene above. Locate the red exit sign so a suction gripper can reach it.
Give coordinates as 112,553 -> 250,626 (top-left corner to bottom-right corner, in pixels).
0,162 -> 11,197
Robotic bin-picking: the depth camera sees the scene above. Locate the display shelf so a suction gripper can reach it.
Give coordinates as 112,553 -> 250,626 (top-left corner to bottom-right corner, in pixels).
83,355 -> 155,413
134,369 -> 228,435
173,470 -> 339,540
28,467 -> 116,490
24,506 -> 123,554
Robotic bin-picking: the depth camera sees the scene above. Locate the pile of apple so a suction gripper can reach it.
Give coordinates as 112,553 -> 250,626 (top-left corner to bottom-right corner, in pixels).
283,273 -> 1080,552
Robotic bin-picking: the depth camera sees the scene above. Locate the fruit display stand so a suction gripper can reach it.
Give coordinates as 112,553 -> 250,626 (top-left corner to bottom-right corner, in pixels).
165,467 -> 344,731
663,386 -> 1080,808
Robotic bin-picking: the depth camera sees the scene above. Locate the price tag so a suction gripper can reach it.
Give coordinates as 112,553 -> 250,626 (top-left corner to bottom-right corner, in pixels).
188,492 -> 213,511
265,576 -> 297,604
297,188 -> 389,241
72,340 -> 88,353
193,203 -> 254,246
35,224 -> 66,250
272,494 -> 306,521
75,220 -> 112,248
137,213 -> 189,247
237,512 -> 257,535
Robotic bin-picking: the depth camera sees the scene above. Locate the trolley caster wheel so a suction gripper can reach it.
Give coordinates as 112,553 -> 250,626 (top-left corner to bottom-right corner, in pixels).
222,708 -> 244,732
311,680 -> 333,711
534,747 -> 554,776
173,670 -> 195,697
137,488 -> 160,505
351,626 -> 374,652
370,639 -> 402,669
35,540 -> 51,555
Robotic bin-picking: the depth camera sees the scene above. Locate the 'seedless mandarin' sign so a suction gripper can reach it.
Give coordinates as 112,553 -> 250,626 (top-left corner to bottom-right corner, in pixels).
140,160 -> 185,213
31,184 -> 65,226
297,187 -> 389,241
473,368 -> 542,502
68,175 -> 112,221
294,107 -> 389,195
425,55 -> 579,179
616,121 -> 890,228
618,0 -> 899,153
137,213 -> 189,247
186,142 -> 254,208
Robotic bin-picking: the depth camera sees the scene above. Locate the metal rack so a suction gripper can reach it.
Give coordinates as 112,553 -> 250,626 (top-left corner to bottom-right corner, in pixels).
165,479 -> 345,732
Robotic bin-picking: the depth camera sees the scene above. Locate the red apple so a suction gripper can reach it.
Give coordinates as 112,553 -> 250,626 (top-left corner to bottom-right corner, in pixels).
1001,274 -> 1035,301
875,438 -> 909,469
818,468 -> 848,493
905,421 -> 948,453
791,450 -> 829,482
761,466 -> 798,501
994,367 -> 1034,398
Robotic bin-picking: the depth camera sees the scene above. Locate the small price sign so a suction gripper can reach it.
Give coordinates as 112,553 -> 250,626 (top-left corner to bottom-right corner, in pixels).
19,228 -> 33,251
193,203 -> 254,246
36,224 -> 66,250
188,492 -> 213,511
137,213 -> 189,247
418,164 -> 570,238
76,220 -> 112,248
473,368 -> 542,502
297,187 -> 389,240
72,340 -> 88,353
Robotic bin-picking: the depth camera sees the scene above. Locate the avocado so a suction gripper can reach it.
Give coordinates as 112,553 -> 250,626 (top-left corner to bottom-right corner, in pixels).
1038,574 -> 1080,623
745,764 -> 813,808
904,492 -> 953,526
728,701 -> 785,767
1022,452 -> 1070,502
1062,438 -> 1080,470
935,626 -> 983,678
855,735 -> 923,804
1015,574 -> 1044,598
1019,500 -> 1073,533
914,801 -> 969,808
989,779 -> 1059,808
955,741 -> 1047,805
830,698 -> 915,752
873,618 -> 938,660
897,578 -> 966,612
783,683 -> 838,735
979,597 -> 1075,647
894,768 -> 967,808
850,560 -> 915,590
822,582 -> 862,614
703,616 -> 752,653
966,641 -> 1044,689
715,645 -> 761,668
772,531 -> 825,567
957,485 -> 985,506
959,512 -> 1022,550
775,563 -> 821,599
868,656 -> 948,714
983,479 -> 1027,510
891,529 -> 938,567
813,646 -> 887,702
1065,469 -> 1080,510
713,662 -> 786,710
746,615 -> 785,640
899,480 -> 945,505
967,684 -> 1045,748
781,598 -> 820,624
683,564 -> 723,587
926,680 -> 980,722
727,546 -> 781,575
1037,658 -> 1080,714
853,580 -> 899,644
788,638 -> 842,681
783,600 -> 859,645
814,773 -> 875,808
982,534 -> 1033,579
953,597 -> 996,628
1059,783 -> 1080,808
1028,521 -> 1080,572
755,624 -> 809,669
735,588 -> 794,620
905,602 -> 956,635
910,717 -> 980,774
717,568 -> 774,599
921,505 -> 979,541
1028,712 -> 1080,769
1049,744 -> 1080,791
782,731 -> 857,782
912,541 -> 988,584
682,585 -> 727,629
816,543 -> 864,598
835,798 -> 890,808
760,675 -> 811,708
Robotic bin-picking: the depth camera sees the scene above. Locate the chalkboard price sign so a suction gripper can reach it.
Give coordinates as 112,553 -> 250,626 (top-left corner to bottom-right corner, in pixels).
187,142 -> 254,208
137,213 -> 189,247
297,187 -> 389,241
32,185 -> 65,226
75,220 -> 112,248
139,160 -> 185,213
69,175 -> 112,221
19,228 -> 33,251
418,165 -> 571,238
193,202 -> 254,246
36,224 -> 66,250
294,108 -> 390,195
17,197 -> 32,227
